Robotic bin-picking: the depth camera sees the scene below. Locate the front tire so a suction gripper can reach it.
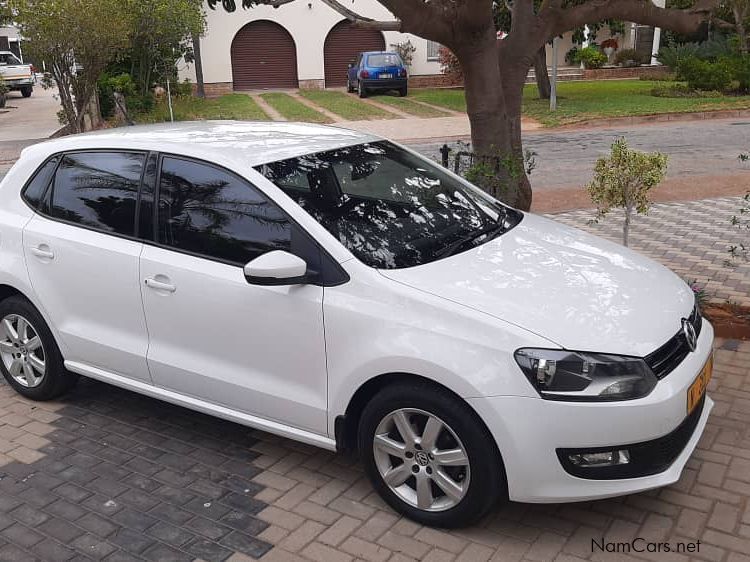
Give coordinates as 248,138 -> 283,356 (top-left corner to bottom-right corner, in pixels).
21,86 -> 32,98
346,79 -> 354,93
358,382 -> 504,527
0,296 -> 76,400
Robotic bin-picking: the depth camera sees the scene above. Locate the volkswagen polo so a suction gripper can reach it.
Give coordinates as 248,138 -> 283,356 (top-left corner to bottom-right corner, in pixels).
0,122 -> 713,527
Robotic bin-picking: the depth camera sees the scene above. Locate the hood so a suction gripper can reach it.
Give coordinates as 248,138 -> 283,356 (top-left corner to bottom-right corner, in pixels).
379,213 -> 694,357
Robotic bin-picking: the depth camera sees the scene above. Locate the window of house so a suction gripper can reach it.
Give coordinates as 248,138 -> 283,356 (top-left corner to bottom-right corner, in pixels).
156,156 -> 295,265
48,151 -> 145,237
427,40 -> 441,61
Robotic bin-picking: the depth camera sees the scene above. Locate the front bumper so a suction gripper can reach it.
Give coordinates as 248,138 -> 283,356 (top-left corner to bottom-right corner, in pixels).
361,78 -> 407,91
468,320 -> 715,503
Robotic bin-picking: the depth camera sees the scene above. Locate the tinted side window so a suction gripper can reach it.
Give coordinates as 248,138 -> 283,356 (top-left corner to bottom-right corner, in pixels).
22,156 -> 59,209
49,152 -> 145,237
157,157 -> 293,264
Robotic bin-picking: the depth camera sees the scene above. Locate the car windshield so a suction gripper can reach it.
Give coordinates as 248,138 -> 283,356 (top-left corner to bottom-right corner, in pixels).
367,53 -> 401,67
257,141 -> 522,269
0,53 -> 22,66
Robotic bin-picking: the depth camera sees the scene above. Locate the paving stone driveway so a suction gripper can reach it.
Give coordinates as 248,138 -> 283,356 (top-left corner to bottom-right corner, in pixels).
0,340 -> 747,562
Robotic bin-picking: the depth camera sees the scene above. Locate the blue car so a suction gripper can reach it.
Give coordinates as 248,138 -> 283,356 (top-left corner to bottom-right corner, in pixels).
347,51 -> 408,98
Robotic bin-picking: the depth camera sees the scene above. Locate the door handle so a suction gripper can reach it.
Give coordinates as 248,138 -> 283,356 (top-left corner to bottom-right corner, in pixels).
30,245 -> 54,260
144,277 -> 176,293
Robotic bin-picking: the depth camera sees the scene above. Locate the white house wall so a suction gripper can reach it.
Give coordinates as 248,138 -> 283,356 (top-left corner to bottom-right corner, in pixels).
182,0 -> 442,88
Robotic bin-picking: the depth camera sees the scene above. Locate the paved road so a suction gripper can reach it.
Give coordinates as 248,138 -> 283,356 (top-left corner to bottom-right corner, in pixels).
4,116 -> 748,195
406,117 -> 750,191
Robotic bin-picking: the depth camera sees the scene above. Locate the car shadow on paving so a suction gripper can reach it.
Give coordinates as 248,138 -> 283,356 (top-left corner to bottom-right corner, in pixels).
0,339 -> 748,561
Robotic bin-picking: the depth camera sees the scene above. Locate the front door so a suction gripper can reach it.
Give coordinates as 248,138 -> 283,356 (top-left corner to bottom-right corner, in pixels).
139,156 -> 328,434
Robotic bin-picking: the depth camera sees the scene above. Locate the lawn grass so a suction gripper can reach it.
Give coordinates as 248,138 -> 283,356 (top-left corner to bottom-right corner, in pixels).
135,93 -> 270,123
410,88 -> 467,112
260,92 -> 332,123
298,89 -> 394,120
411,81 -> 750,127
371,94 -> 451,117
523,80 -> 750,127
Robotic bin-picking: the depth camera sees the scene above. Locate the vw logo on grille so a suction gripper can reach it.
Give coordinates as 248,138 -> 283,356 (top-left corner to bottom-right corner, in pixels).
415,451 -> 430,466
682,318 -> 697,352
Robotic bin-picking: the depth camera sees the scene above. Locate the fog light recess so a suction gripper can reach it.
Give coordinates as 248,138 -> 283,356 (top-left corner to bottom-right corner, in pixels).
568,449 -> 630,468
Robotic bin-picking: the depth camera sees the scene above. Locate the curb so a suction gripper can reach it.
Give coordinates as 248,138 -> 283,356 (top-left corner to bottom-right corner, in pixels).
552,108 -> 750,131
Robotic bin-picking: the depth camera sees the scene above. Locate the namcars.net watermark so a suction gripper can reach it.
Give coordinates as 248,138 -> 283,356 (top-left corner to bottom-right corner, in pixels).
592,538 -> 701,554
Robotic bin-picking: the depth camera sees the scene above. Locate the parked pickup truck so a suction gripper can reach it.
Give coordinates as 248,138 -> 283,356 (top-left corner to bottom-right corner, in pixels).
0,51 -> 33,98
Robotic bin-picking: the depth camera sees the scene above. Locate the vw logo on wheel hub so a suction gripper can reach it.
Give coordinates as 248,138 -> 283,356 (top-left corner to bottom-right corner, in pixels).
415,451 -> 430,466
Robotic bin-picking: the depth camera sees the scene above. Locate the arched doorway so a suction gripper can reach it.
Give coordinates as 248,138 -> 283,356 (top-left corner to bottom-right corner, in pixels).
231,20 -> 298,90
324,20 -> 385,87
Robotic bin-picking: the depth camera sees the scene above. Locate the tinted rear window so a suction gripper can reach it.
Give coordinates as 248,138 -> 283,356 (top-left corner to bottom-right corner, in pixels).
366,54 -> 402,67
48,151 -> 145,237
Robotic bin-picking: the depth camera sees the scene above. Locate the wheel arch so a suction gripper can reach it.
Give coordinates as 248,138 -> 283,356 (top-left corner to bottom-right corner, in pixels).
336,373 -> 506,484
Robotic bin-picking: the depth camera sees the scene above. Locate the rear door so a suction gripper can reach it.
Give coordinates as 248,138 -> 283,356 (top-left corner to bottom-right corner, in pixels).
22,151 -> 152,382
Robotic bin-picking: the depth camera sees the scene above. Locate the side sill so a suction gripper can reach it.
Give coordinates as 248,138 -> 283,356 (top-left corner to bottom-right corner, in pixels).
65,361 -> 337,452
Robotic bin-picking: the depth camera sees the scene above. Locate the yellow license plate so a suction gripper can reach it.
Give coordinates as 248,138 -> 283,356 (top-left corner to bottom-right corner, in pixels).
687,353 -> 713,414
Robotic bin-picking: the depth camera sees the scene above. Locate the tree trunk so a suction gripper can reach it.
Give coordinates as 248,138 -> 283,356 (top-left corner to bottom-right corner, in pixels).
734,8 -> 749,54
193,33 -> 206,98
623,205 -> 632,247
455,27 -> 532,210
534,46 -> 551,100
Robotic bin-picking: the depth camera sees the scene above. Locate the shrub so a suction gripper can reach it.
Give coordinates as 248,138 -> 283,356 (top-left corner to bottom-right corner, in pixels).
565,46 -> 581,66
678,57 -> 733,92
657,42 -> 701,73
579,46 -> 608,69
587,138 -> 668,247
97,73 -> 137,119
728,55 -> 750,92
438,46 -> 463,83
390,40 -> 417,69
651,83 -> 722,98
173,78 -> 194,98
614,49 -> 650,67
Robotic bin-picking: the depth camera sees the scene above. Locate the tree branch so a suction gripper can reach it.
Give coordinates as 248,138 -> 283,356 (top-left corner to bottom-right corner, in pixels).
543,0 -> 719,40
314,0 -> 399,31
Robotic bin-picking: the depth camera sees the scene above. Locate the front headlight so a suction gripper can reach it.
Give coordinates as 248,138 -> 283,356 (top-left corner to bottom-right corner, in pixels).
514,348 -> 657,401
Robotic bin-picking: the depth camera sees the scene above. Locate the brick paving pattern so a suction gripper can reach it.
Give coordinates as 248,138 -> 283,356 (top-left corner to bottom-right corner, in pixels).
0,197 -> 746,560
549,196 -> 750,307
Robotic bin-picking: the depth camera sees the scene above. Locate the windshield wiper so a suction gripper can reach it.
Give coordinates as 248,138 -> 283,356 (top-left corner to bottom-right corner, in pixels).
433,220 -> 507,260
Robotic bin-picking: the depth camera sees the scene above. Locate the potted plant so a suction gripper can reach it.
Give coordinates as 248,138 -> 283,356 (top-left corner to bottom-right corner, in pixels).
601,38 -> 619,63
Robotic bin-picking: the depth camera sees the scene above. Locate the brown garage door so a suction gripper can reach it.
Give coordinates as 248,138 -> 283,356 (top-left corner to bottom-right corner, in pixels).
231,20 -> 298,90
324,20 -> 385,87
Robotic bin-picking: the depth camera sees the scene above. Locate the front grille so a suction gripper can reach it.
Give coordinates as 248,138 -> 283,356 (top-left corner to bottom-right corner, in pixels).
644,305 -> 703,380
557,396 -> 705,480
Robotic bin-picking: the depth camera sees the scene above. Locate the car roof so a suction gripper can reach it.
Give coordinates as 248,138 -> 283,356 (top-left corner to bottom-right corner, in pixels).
363,51 -> 399,56
22,121 -> 382,167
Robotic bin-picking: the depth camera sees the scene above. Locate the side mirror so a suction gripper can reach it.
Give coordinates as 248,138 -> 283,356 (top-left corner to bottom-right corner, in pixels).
244,251 -> 308,286
347,63 -> 354,69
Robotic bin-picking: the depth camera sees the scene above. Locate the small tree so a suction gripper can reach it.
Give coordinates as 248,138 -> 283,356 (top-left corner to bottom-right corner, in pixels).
587,138 -> 668,247
10,0 -> 131,133
390,40 -> 417,69
0,75 -> 7,109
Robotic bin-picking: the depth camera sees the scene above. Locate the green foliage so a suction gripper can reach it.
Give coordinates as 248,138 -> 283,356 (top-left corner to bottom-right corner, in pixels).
565,46 -> 581,66
657,42 -> 701,74
587,138 -> 668,246
614,49 -> 650,67
578,47 -> 607,69
678,57 -> 733,92
650,83 -> 722,97
390,40 -> 417,69
10,0 -> 132,132
728,55 -> 750,92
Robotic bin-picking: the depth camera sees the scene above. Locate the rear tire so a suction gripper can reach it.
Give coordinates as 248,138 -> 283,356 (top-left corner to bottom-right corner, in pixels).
21,86 -> 32,98
358,82 -> 368,98
399,86 -> 408,97
0,93 -> 6,109
0,296 -> 76,401
358,381 -> 504,527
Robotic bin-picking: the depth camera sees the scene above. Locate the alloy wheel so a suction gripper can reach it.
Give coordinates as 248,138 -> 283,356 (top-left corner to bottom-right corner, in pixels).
0,314 -> 46,388
372,408 -> 470,512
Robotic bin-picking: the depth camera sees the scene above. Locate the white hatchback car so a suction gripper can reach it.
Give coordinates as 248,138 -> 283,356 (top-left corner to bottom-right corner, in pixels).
0,122 -> 713,527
